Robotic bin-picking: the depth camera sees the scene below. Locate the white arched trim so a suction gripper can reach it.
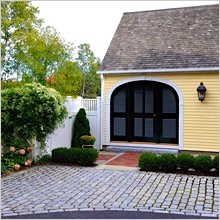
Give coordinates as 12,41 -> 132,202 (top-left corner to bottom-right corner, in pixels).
105,75 -> 184,150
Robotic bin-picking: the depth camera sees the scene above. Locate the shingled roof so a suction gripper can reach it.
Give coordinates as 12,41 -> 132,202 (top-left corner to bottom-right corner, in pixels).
99,4 -> 219,72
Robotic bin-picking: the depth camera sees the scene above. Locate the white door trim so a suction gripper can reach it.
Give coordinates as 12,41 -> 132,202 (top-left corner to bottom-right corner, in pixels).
105,75 -> 184,150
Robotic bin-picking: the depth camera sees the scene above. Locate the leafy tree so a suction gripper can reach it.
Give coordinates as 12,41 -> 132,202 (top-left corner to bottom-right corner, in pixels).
18,26 -> 74,85
1,83 -> 68,148
71,108 -> 91,148
1,1 -> 42,81
76,43 -> 101,98
48,61 -> 83,97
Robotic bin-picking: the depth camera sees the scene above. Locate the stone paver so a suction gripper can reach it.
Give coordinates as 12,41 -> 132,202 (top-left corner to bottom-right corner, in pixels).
1,165 -> 219,218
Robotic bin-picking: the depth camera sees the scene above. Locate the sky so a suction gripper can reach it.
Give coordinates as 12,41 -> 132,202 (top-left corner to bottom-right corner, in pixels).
32,1 -> 218,61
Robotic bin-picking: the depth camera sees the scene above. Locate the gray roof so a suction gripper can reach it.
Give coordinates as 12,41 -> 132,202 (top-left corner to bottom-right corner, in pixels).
99,4 -> 219,72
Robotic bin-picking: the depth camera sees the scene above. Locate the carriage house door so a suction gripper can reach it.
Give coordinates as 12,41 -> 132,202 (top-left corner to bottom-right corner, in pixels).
111,81 -> 179,144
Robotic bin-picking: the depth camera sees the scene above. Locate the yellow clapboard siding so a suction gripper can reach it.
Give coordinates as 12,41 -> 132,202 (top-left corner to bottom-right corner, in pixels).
103,72 -> 219,152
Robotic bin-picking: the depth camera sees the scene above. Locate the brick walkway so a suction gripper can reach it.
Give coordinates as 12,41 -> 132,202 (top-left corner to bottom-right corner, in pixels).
1,165 -> 219,218
97,152 -> 142,167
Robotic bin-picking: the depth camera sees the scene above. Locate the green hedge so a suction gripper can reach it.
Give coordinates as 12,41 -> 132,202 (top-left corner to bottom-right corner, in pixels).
52,147 -> 98,166
138,152 -> 159,171
194,155 -> 212,173
212,156 -> 219,171
138,152 -> 218,174
176,153 -> 195,171
158,153 -> 177,172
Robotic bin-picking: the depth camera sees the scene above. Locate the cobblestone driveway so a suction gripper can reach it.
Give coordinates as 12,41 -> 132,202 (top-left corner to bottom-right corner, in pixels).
1,165 -> 219,218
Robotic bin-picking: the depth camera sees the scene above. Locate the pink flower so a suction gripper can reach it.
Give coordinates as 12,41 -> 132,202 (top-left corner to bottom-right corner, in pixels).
19,149 -> 25,155
10,146 -> 15,152
27,147 -> 32,153
24,161 -> 28,166
14,164 -> 20,170
27,159 -> 32,166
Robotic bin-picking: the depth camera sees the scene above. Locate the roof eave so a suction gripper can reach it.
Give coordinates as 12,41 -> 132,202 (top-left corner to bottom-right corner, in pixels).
97,67 -> 219,75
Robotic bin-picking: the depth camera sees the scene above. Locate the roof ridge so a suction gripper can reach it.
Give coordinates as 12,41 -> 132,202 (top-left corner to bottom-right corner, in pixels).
123,4 -> 219,15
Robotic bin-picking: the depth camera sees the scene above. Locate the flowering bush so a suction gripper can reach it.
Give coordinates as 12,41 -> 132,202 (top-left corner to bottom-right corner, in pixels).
1,83 -> 67,150
1,140 -> 33,171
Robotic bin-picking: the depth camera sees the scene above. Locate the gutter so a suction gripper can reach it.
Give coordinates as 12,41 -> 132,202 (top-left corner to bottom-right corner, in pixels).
97,67 -> 219,75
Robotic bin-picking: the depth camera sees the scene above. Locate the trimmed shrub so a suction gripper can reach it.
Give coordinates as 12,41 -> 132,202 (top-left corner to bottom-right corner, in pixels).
158,153 -> 177,172
176,153 -> 195,171
51,147 -> 98,166
138,152 -> 159,171
81,135 -> 96,146
35,154 -> 52,165
71,108 -> 91,148
212,156 -> 219,171
77,149 -> 99,166
51,148 -> 69,163
194,155 -> 212,173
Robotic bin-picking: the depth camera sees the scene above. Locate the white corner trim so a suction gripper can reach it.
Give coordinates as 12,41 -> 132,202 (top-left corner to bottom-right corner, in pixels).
104,76 -> 184,150
98,67 -> 219,75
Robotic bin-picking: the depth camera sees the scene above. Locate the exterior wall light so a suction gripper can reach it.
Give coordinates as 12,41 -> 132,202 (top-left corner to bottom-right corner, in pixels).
196,82 -> 207,102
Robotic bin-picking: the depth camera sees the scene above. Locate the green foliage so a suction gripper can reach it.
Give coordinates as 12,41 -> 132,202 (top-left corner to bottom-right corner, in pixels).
49,61 -> 83,97
51,147 -> 98,166
1,1 -> 42,81
212,156 -> 219,171
71,108 -> 91,148
194,155 -> 212,173
1,164 -> 7,174
51,148 -> 69,163
1,140 -> 33,170
176,153 -> 195,171
1,83 -> 67,148
81,135 -> 96,146
76,43 -> 101,98
77,149 -> 99,166
138,152 -> 159,171
18,26 -> 74,85
35,154 -> 52,165
158,153 -> 177,172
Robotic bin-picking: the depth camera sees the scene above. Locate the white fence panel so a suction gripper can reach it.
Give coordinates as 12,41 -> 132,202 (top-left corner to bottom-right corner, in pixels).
45,96 -> 101,155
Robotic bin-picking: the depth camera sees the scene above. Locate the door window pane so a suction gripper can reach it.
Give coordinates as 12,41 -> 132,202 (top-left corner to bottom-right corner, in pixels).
134,90 -> 143,113
134,118 -> 143,137
114,89 -> 126,112
145,118 -> 154,137
163,88 -> 176,113
114,118 -> 126,136
145,88 -> 154,113
163,119 -> 176,138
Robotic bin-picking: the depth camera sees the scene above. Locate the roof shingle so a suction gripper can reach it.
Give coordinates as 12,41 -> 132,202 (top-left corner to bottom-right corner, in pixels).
99,4 -> 219,72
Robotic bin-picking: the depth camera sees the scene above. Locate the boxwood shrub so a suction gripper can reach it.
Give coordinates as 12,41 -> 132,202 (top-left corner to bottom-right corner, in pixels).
176,153 -> 195,171
52,147 -> 98,166
77,148 -> 99,166
194,155 -> 212,173
157,153 -> 177,172
212,156 -> 219,171
138,152 -> 159,171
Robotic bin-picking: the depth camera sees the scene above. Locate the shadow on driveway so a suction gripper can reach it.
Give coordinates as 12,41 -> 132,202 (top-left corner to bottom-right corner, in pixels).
2,210 -> 217,219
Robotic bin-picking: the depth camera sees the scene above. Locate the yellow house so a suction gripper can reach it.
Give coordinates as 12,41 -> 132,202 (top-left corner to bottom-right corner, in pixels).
98,5 -> 219,153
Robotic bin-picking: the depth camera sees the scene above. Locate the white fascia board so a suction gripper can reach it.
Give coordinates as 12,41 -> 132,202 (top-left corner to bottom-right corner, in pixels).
97,67 -> 219,75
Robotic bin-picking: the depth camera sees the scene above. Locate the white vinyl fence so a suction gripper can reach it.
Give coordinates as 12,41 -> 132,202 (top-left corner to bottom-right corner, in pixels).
43,96 -> 101,155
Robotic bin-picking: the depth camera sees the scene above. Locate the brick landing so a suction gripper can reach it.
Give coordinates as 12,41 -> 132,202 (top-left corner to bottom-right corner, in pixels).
97,152 -> 142,167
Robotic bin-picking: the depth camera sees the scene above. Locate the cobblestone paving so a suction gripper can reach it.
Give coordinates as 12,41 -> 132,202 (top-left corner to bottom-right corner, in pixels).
1,165 -> 219,218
